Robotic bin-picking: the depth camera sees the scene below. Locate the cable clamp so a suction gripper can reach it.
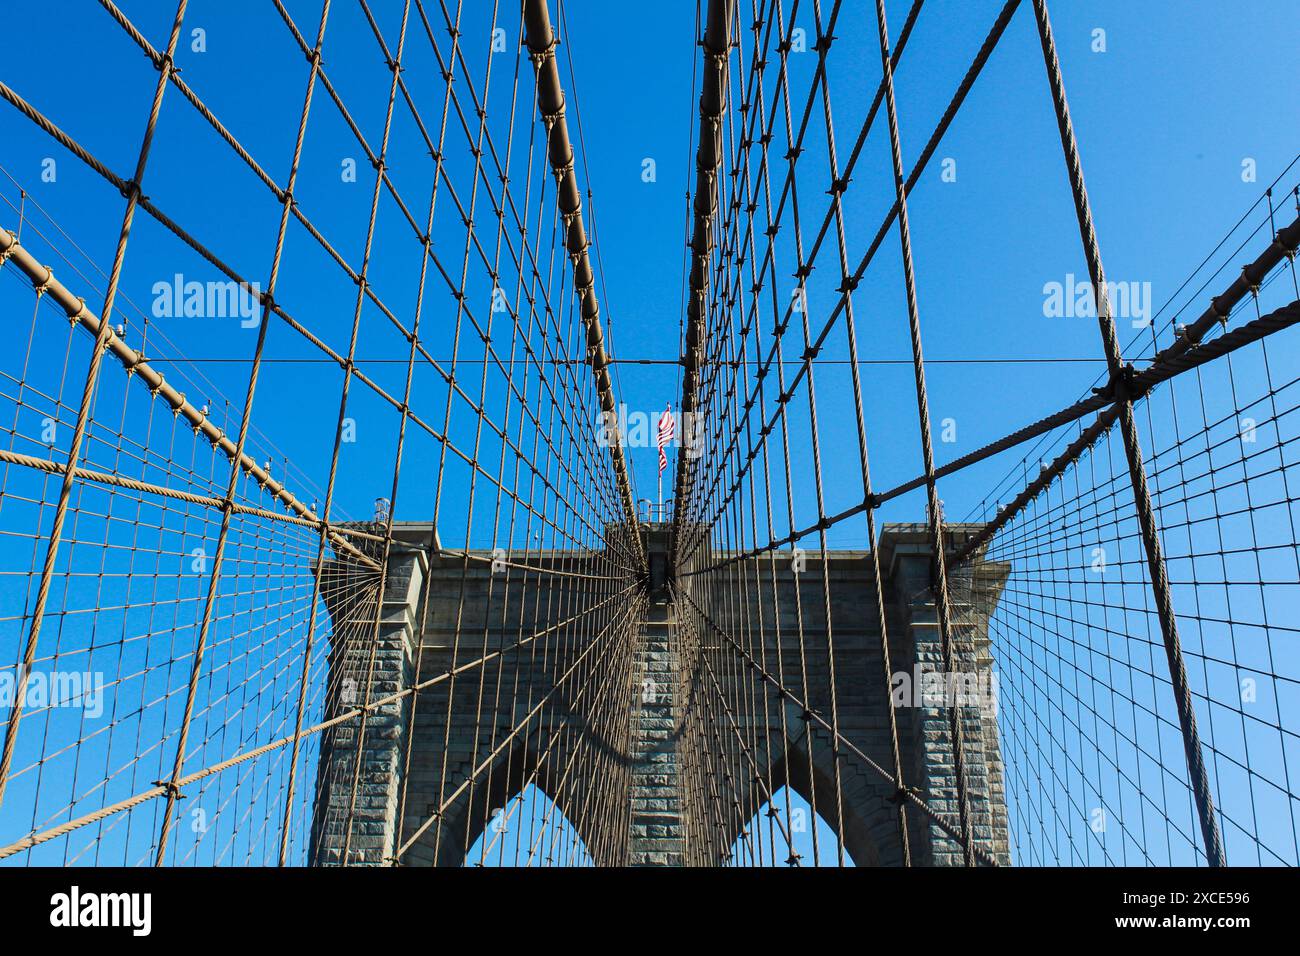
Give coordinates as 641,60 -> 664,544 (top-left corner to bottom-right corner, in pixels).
33,264 -> 52,298
1109,362 -> 1143,401
67,297 -> 88,327
528,35 -> 558,58
152,779 -> 186,800
1241,263 -> 1260,297
1278,226 -> 1297,261
888,785 -> 920,806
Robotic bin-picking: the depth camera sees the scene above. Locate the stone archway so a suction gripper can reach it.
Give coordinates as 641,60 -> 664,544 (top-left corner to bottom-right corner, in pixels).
310,523 -> 1012,866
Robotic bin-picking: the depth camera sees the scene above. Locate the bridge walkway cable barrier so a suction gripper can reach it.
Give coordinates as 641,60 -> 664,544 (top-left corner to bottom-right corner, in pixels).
0,0 -> 1297,867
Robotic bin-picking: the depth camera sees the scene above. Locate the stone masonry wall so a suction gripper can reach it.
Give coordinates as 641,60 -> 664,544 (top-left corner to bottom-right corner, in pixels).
627,599 -> 686,865
311,523 -> 1011,866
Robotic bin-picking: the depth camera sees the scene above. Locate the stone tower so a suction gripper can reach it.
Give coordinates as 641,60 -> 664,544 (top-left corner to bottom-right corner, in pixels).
310,522 -> 1011,866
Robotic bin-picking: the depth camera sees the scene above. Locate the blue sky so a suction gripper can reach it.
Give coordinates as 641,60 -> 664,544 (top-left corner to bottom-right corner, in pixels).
0,0 -> 1298,866
1,0 -> 1296,528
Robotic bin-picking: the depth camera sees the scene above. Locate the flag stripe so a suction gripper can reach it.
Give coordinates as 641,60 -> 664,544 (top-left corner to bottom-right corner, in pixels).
658,407 -> 674,475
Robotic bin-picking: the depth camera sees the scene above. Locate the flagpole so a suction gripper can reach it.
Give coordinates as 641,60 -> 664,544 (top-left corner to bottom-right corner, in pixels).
656,402 -> 672,521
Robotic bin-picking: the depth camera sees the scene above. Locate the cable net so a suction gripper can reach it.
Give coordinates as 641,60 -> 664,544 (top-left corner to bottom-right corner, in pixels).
0,0 -> 1296,867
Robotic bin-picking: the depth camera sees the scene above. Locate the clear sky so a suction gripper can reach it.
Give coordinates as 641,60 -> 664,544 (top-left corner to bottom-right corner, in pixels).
1,0 -> 1298,866
1,0 -> 1297,528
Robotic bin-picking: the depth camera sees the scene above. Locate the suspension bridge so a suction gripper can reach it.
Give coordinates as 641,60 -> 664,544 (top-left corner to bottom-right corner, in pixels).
0,0 -> 1296,870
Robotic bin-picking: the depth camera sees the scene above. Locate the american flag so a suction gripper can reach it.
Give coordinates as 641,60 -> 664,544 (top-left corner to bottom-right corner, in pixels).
657,405 -> 675,475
